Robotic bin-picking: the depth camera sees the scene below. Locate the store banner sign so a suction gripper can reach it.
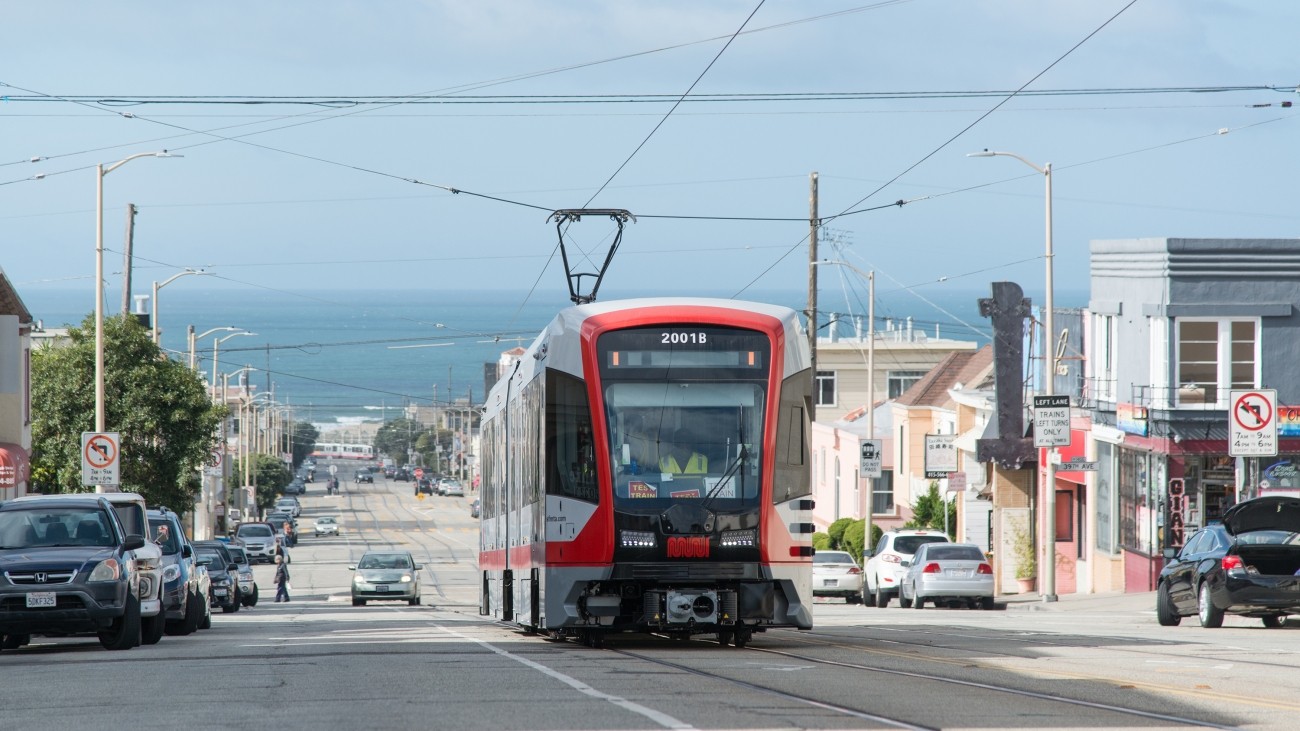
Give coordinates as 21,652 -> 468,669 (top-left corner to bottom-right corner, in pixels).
1117,402 -> 1148,437
1278,405 -> 1300,437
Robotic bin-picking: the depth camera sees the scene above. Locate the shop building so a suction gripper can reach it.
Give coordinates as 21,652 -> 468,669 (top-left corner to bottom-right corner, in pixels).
1086,238 -> 1300,591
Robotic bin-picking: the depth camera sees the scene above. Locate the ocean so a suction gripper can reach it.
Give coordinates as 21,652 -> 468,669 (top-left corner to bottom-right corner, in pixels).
20,285 -> 1087,435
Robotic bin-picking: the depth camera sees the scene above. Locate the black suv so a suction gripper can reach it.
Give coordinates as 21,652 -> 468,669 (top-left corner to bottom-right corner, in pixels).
0,495 -> 147,652
147,508 -> 207,636
192,541 -> 242,614
355,469 -> 374,484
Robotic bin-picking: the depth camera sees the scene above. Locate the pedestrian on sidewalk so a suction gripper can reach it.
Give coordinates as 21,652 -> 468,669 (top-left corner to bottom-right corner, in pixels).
274,554 -> 291,603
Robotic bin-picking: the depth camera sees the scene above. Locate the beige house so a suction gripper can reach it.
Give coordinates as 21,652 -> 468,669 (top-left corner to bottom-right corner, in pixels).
0,269 -> 34,498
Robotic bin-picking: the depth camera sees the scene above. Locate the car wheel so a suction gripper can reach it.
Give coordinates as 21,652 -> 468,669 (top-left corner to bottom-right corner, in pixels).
980,596 -> 996,610
352,598 -> 366,607
224,589 -> 241,613
1156,582 -> 1182,627
1262,615 -> 1286,628
874,584 -> 889,608
899,589 -> 913,609
247,585 -> 259,607
99,594 -> 141,651
1197,582 -> 1224,628
912,594 -> 925,609
141,609 -> 166,646
1,633 -> 29,650
198,602 -> 212,630
408,597 -> 419,606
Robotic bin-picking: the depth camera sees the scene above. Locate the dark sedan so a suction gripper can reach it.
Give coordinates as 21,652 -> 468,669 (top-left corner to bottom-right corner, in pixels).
1157,495 -> 1300,628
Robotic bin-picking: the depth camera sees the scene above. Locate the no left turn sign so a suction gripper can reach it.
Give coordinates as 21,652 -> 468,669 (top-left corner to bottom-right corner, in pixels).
1229,389 -> 1277,457
81,432 -> 121,487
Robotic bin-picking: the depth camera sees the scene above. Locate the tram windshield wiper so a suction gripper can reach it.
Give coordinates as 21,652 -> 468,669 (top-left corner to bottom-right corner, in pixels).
700,444 -> 748,513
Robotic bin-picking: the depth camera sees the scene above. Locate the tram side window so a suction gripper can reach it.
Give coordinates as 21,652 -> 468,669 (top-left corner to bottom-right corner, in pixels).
546,371 -> 598,502
773,369 -> 812,503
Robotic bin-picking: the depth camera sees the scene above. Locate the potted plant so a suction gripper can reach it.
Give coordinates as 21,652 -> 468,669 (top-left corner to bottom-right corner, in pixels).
1011,521 -> 1037,593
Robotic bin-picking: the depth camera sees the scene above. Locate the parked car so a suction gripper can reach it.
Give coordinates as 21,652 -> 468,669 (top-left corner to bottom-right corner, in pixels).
275,497 -> 301,518
193,541 -> 242,614
442,480 -> 465,497
0,495 -> 149,651
812,550 -> 864,602
233,522 -> 277,563
899,542 -> 995,610
283,479 -> 305,496
349,551 -> 421,606
470,499 -> 480,519
313,516 -> 340,537
863,529 -> 952,607
224,545 -> 259,607
148,508 -> 208,636
1157,495 -> 1300,628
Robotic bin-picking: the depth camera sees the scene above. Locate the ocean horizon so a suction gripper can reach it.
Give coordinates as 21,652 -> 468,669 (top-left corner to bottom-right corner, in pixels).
21,285 -> 1087,433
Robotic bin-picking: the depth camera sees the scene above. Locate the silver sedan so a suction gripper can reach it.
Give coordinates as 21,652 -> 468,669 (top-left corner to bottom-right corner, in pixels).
900,542 -> 995,610
349,551 -> 421,606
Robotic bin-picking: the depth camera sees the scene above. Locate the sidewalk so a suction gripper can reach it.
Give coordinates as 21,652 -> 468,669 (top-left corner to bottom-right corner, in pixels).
1000,589 -> 1155,612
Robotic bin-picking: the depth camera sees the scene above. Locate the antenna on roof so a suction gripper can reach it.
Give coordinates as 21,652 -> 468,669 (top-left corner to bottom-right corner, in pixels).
547,208 -> 635,305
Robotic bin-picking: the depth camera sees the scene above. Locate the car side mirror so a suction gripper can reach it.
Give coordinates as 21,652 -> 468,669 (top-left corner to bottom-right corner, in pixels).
413,564 -> 423,571
122,534 -> 146,551
900,560 -> 911,568
228,563 -> 239,572
348,565 -> 356,571
1162,547 -> 1177,560
182,544 -> 193,558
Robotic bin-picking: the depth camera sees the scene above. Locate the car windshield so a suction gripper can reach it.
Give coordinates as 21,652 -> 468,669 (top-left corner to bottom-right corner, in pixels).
358,554 -> 411,570
921,545 -> 985,561
238,525 -> 273,538
148,518 -> 181,554
0,507 -> 116,548
893,536 -> 949,554
317,517 -> 336,524
1236,530 -> 1300,545
196,552 -> 222,566
814,551 -> 855,564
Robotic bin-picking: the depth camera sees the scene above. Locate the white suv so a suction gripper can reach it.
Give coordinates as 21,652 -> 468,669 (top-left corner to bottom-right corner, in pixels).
862,529 -> 951,607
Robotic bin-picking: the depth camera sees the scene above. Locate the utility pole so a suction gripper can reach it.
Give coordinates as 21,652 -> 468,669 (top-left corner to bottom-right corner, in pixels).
120,204 -> 137,315
807,172 -> 819,421
865,270 -> 875,543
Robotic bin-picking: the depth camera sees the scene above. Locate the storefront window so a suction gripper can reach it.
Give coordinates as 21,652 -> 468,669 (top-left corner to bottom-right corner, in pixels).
1095,442 -> 1114,553
1118,448 -> 1155,555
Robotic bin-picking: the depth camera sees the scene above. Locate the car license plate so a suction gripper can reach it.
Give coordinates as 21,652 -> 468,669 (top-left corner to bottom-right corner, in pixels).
947,569 -> 973,578
823,579 -> 837,587
26,592 -> 56,608
213,588 -> 228,596
376,585 -> 389,592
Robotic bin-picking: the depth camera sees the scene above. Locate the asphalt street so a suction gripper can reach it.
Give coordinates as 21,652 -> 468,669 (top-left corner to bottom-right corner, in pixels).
2,467 -> 1296,731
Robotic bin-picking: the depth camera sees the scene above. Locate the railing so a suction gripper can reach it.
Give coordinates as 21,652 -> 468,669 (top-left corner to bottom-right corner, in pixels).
1130,384 -> 1229,411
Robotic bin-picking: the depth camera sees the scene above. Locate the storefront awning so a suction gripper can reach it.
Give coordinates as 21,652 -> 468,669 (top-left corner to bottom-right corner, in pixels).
0,442 -> 31,491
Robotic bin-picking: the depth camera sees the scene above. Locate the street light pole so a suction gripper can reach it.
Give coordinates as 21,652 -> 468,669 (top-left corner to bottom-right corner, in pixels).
190,326 -> 240,372
152,269 -> 205,344
212,331 -> 257,390
94,152 -> 180,487
968,149 -> 1057,602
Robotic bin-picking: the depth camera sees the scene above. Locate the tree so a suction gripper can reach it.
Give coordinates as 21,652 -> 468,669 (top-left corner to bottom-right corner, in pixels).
373,418 -> 425,464
285,420 -> 319,466
904,481 -> 958,539
229,454 -> 293,513
826,517 -> 854,550
31,314 -> 223,511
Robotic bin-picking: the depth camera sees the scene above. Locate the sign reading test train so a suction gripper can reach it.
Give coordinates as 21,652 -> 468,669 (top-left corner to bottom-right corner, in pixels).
81,432 -> 120,487
1229,389 -> 1278,457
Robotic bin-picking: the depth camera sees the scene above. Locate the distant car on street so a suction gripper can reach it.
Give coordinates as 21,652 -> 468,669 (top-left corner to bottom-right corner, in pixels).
355,469 -> 374,484
863,529 -> 951,607
442,480 -> 465,497
899,542 -> 995,610
470,499 -> 480,519
1157,495 -> 1300,628
812,550 -> 863,602
314,516 -> 340,537
350,551 -> 421,606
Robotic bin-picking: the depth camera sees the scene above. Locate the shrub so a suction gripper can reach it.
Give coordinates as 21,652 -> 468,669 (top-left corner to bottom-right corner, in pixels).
812,532 -> 831,551
827,518 -> 854,550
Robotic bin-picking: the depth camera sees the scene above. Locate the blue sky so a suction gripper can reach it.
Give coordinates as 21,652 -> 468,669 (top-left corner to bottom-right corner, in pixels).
3,0 -> 1297,321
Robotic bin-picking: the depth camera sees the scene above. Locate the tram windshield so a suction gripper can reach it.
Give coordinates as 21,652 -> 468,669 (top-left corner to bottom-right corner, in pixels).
599,326 -> 769,511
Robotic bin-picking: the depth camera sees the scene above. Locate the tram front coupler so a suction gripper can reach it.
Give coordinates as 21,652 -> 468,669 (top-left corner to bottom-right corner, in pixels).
644,588 -> 738,627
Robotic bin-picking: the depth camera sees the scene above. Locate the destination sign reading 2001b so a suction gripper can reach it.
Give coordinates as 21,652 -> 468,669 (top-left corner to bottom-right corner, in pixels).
602,327 -> 767,370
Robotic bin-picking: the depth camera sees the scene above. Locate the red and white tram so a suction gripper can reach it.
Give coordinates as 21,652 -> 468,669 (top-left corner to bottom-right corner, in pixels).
479,298 -> 814,647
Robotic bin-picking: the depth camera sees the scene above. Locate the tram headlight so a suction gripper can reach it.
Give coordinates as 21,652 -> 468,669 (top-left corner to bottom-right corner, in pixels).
720,529 -> 756,547
620,530 -> 657,548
